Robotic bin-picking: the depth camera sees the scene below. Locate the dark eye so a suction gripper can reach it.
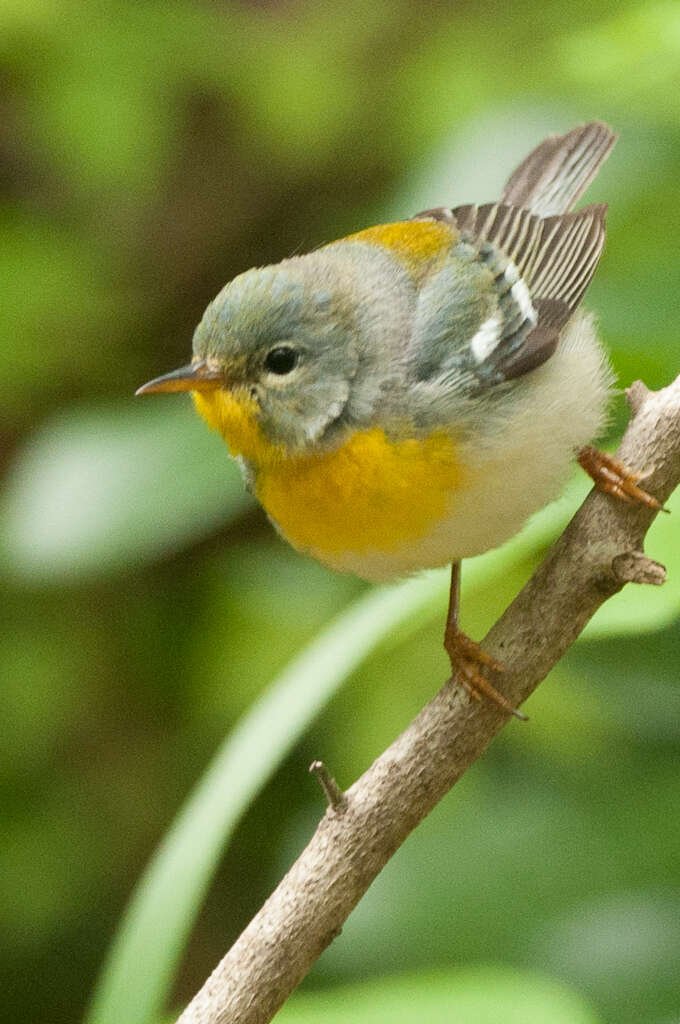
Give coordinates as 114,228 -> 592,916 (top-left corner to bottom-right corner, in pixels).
264,345 -> 299,375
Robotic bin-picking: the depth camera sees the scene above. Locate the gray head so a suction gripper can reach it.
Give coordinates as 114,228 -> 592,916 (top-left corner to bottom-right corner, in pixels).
190,260 -> 360,451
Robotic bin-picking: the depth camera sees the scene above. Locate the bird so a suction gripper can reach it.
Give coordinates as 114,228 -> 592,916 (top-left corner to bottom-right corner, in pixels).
137,122 -> 662,719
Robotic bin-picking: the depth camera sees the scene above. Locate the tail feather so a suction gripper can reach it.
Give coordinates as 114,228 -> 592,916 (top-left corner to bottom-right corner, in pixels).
501,122 -> 617,217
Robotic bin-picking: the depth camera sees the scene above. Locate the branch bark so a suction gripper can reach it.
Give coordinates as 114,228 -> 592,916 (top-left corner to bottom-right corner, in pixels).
176,375 -> 680,1024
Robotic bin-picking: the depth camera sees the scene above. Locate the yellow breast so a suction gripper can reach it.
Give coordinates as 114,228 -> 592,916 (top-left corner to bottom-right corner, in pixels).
257,427 -> 466,556
193,387 -> 466,559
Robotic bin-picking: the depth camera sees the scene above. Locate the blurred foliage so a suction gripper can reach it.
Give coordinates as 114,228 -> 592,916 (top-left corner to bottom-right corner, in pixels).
87,579 -> 446,1024
1,401 -> 252,577
1,2 -> 679,1024
277,967 -> 604,1023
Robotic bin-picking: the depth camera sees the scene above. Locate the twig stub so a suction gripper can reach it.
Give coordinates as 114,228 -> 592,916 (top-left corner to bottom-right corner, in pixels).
611,551 -> 667,586
626,379 -> 652,417
309,760 -> 346,812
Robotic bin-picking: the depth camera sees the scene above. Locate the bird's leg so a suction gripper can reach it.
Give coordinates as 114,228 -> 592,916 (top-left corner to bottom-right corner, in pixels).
444,561 -> 527,721
577,445 -> 668,512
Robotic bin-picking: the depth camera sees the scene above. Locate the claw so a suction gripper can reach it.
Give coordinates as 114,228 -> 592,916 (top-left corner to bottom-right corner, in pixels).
445,629 -> 527,721
578,445 -> 668,512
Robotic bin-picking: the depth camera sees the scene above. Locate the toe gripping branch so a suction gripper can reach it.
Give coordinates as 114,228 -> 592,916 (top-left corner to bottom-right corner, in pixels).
577,445 -> 668,512
445,627 -> 528,722
444,562 -> 527,721
444,445 -> 669,724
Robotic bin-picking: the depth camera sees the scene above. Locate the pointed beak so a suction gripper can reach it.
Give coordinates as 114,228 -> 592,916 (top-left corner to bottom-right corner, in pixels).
135,361 -> 224,396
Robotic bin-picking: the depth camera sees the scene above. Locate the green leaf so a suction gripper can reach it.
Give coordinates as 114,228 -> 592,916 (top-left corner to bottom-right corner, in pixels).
1,400 -> 252,579
84,577 -> 447,1024
276,967 -> 603,1024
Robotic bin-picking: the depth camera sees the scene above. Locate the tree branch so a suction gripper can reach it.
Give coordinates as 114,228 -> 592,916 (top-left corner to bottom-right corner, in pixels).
175,375 -> 680,1024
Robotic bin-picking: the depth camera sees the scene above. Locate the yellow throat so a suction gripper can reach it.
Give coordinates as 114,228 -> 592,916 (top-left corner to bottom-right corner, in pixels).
193,388 -> 466,557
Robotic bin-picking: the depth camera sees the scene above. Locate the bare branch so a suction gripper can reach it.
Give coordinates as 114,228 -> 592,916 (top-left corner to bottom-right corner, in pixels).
175,374 -> 680,1024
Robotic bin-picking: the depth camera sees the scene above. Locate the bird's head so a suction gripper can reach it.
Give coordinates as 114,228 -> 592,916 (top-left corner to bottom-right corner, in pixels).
137,260 -> 360,462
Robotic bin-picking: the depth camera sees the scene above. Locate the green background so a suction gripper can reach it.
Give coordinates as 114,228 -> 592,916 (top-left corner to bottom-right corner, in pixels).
1,2 -> 679,1022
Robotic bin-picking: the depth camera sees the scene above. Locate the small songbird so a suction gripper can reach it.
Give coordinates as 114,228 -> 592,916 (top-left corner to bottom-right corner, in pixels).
138,122 -> 661,718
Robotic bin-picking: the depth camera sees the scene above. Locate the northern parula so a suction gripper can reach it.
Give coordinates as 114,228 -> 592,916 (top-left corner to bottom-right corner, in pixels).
138,122 -> 660,717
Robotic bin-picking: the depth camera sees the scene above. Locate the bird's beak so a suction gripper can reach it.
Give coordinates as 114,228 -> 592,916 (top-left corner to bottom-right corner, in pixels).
135,361 -> 224,396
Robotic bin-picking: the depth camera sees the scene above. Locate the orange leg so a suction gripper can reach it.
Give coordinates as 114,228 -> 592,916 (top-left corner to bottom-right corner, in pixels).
577,445 -> 667,512
444,561 -> 527,721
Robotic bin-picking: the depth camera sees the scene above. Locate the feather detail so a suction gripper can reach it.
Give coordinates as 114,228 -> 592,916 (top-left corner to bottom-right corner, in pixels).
409,123 -> 614,386
526,204 -> 607,319
449,201 -> 607,380
501,121 -> 617,216
451,200 -> 606,315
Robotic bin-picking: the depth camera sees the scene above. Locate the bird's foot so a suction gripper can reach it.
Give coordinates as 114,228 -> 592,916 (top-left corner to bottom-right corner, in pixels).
444,628 -> 527,721
578,445 -> 667,512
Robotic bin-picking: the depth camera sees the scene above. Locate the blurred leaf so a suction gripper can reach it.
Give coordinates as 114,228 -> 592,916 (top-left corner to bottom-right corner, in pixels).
85,577 -> 448,1024
1,400 -> 252,579
535,890 -> 680,1011
277,967 -> 602,1024
560,3 -> 680,121
0,211 -> 122,421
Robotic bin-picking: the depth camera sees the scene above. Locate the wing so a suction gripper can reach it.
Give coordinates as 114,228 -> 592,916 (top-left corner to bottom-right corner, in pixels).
408,122 -> 613,388
457,200 -> 606,381
410,200 -> 607,386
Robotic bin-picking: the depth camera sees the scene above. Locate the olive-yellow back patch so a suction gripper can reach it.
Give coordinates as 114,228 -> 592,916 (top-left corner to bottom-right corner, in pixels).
257,428 -> 465,556
347,220 -> 454,278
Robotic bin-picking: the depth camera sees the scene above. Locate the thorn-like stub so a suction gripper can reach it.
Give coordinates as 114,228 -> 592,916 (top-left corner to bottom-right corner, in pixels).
309,760 -> 347,812
626,380 -> 651,417
612,551 -> 667,586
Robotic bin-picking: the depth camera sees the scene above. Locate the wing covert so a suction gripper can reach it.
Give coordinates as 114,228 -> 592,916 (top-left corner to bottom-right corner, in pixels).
410,201 -> 607,386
